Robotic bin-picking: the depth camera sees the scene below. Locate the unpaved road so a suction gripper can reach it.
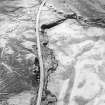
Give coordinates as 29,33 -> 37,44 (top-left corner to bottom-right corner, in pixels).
0,0 -> 105,105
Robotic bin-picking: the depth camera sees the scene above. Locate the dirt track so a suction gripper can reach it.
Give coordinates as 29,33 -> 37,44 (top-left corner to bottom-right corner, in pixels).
0,0 -> 105,105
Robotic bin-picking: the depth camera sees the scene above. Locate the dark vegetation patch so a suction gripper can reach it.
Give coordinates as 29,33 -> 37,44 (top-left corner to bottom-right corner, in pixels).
0,33 -> 58,105
74,96 -> 89,105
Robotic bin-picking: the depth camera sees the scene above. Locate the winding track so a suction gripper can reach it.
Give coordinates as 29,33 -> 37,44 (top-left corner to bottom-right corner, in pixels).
35,0 -> 47,105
